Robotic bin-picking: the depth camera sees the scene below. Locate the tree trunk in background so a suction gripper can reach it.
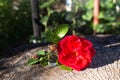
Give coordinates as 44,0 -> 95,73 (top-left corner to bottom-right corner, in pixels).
93,0 -> 100,35
30,0 -> 40,38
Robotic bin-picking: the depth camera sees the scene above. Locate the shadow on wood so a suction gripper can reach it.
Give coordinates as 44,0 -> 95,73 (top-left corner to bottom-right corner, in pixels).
0,35 -> 120,80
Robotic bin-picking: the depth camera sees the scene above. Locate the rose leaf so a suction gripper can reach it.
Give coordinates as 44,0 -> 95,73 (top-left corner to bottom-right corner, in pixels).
55,24 -> 69,39
37,50 -> 46,56
27,58 -> 39,65
46,29 -> 54,42
59,65 -> 73,71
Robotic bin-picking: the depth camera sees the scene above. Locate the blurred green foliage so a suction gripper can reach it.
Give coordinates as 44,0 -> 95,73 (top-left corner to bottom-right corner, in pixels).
0,0 -> 120,53
27,24 -> 69,66
38,0 -> 120,35
0,0 -> 32,51
76,0 -> 120,34
97,0 -> 120,33
62,0 -> 120,34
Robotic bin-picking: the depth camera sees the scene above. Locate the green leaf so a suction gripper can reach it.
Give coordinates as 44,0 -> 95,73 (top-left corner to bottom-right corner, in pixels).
52,36 -> 60,44
27,58 -> 39,65
37,50 -> 46,56
40,0 -> 55,9
99,12 -> 104,18
39,57 -> 43,61
40,56 -> 48,66
42,62 -> 48,66
93,24 -> 105,33
82,10 -> 93,21
46,29 -> 54,42
45,24 -> 69,43
59,65 -> 73,71
100,0 -> 114,9
85,0 -> 94,9
45,29 -> 60,43
104,16 -> 115,21
40,16 -> 49,27
55,24 -> 69,38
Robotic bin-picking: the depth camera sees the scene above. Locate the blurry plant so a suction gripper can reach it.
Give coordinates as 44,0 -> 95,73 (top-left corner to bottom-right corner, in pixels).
96,0 -> 120,33
81,0 -> 120,34
1,0 -> 120,53
65,0 -> 120,34
27,24 -> 69,66
30,0 -> 70,43
0,0 -> 32,51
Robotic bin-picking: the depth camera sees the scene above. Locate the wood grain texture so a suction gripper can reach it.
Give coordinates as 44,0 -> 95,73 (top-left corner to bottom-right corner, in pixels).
0,35 -> 120,80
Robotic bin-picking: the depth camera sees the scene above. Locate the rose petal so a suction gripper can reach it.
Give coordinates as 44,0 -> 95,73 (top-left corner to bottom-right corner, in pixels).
57,35 -> 96,71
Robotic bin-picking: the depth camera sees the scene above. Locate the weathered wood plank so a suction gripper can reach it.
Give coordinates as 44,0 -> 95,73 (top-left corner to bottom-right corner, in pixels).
0,35 -> 120,80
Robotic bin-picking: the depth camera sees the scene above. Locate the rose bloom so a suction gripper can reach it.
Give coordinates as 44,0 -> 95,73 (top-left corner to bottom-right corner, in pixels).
57,35 -> 96,71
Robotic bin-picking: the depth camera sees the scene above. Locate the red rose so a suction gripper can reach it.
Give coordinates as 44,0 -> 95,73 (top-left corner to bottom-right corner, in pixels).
57,35 -> 96,71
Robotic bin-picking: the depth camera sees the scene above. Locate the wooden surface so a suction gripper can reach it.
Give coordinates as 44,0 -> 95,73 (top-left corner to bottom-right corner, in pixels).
0,35 -> 120,80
